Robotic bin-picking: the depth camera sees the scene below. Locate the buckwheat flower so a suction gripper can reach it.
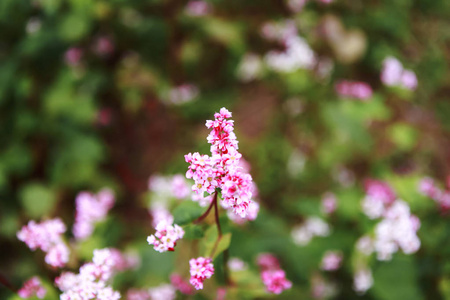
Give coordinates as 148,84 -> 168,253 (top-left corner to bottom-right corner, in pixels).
227,200 -> 260,224
361,179 -> 396,219
373,200 -> 420,260
18,277 -> 46,299
216,287 -> 227,300
401,70 -> 418,90
17,218 -> 69,268
257,253 -> 281,271
149,283 -> 176,300
261,20 -> 298,42
189,257 -> 214,290
353,268 -> 373,294
381,56 -> 418,91
147,220 -> 184,253
185,108 -> 257,218
73,189 -> 115,240
228,257 -> 248,271
321,192 -> 337,215
311,274 -> 338,299
170,274 -> 195,295
64,47 -> 83,67
265,36 -> 316,72
167,84 -> 199,105
292,217 -> 330,246
57,248 -> 121,300
356,235 -> 374,256
185,0 -> 212,16
320,251 -> 342,271
287,0 -> 308,13
126,289 -> 151,300
237,53 -> 263,82
381,56 -> 403,86
171,174 -> 191,199
261,269 -> 292,294
93,36 -> 114,56
335,80 -> 373,100
418,177 -> 442,201
45,243 -> 70,268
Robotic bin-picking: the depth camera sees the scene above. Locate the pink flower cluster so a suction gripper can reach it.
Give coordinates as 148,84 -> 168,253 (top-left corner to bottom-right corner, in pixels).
18,277 -> 46,299
17,218 -> 70,268
419,177 -> 450,212
257,253 -> 292,295
170,274 -> 195,295
185,108 -> 255,218
335,80 -> 373,100
361,179 -> 396,219
320,251 -> 342,271
56,248 -> 123,300
381,56 -> 418,90
148,284 -> 176,300
147,220 -> 185,252
73,189 -> 115,240
189,257 -> 214,290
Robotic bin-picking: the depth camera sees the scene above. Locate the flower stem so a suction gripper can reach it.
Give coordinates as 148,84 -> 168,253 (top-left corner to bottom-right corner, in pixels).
193,192 -> 217,224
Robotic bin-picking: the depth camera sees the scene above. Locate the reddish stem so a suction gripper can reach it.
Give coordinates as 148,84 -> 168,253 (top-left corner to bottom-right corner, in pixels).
193,192 -> 217,224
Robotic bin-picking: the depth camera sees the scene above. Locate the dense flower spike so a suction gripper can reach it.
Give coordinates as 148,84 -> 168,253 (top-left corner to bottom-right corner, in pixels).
73,189 -> 115,240
147,220 -> 184,252
56,248 -> 122,300
257,253 -> 292,294
185,108 -> 256,218
17,218 -> 69,268
18,277 -> 46,299
189,257 -> 214,290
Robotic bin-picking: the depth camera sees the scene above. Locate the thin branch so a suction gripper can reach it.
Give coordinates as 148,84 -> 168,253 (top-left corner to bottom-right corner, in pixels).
193,192 -> 217,224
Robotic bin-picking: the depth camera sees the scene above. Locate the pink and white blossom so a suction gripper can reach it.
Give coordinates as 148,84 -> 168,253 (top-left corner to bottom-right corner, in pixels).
381,56 -> 418,90
353,268 -> 373,294
189,257 -> 214,290
147,220 -> 184,253
185,108 -> 256,218
335,80 -> 373,100
291,217 -> 330,246
170,274 -> 195,295
17,218 -> 69,268
18,277 -> 46,299
73,189 -> 115,240
320,251 -> 343,271
148,283 -> 176,300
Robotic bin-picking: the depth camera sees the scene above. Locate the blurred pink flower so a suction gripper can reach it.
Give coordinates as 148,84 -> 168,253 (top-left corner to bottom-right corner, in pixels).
185,1 -> 212,16
335,80 -> 373,100
18,277 -> 46,299
64,47 -> 83,67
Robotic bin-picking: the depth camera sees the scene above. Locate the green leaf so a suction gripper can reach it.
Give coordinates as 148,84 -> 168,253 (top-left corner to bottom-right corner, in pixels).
200,225 -> 232,259
372,255 -> 423,300
172,201 -> 204,225
19,183 -> 57,218
183,224 -> 205,240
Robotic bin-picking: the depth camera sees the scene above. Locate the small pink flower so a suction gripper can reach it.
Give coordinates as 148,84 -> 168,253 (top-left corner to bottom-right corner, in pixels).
335,80 -> 373,100
257,253 -> 280,271
189,257 -> 214,290
261,270 -> 292,294
18,277 -> 46,299
185,1 -> 212,16
381,56 -> 417,90
93,37 -> 114,56
17,218 -> 69,268
320,251 -> 343,271
126,289 -> 150,300
64,47 -> 83,67
321,192 -> 337,215
170,274 -> 195,295
147,220 -> 184,253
